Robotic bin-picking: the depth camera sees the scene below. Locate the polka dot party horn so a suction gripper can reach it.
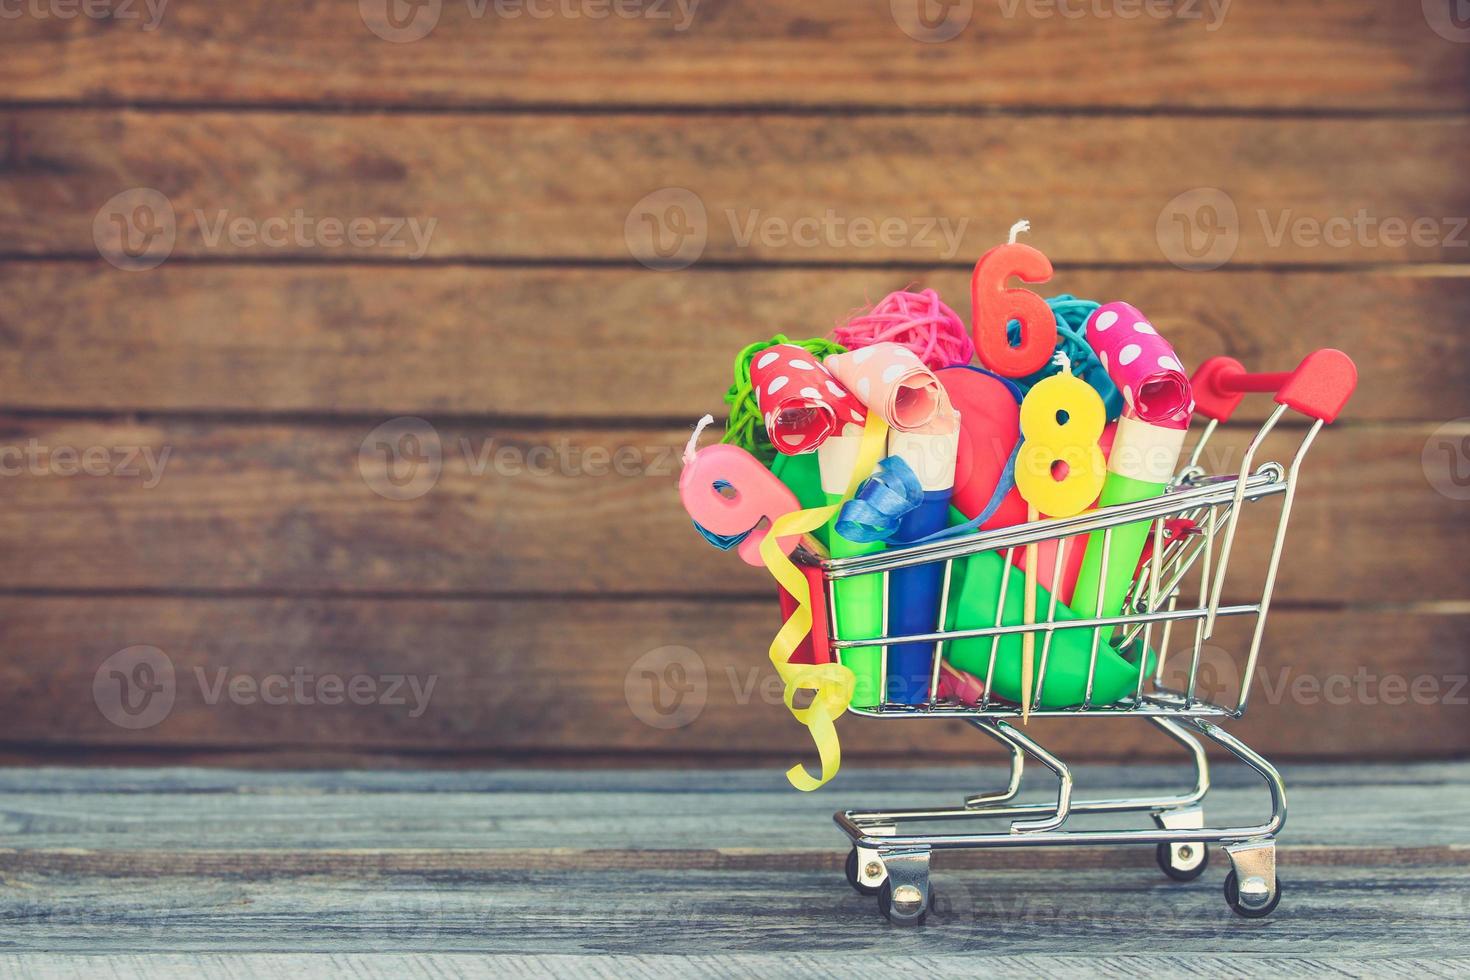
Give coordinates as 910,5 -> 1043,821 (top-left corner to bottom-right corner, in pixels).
1085,301 -> 1194,430
1073,302 -> 1195,632
749,344 -> 868,455
823,342 -> 945,433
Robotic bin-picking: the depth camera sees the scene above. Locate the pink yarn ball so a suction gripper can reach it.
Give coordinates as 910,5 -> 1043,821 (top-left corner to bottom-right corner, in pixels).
833,288 -> 975,371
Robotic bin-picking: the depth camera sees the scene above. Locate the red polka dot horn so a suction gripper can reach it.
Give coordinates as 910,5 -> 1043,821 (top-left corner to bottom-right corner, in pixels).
748,343 -> 868,455
1072,301 -> 1196,632
1085,301 -> 1195,430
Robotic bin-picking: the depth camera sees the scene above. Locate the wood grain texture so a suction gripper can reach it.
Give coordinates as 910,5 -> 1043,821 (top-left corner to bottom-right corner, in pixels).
5,112 -> 1470,264
0,867 -> 1465,957
6,956 -> 1463,979
1,263 -> 1466,421
2,764 -> 1468,853
1,597 -> 1463,762
1,1 -> 1466,111
0,417 -> 1453,601
0,767 -> 1466,961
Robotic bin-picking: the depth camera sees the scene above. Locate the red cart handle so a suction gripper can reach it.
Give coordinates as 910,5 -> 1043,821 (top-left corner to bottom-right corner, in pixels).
1190,348 -> 1357,424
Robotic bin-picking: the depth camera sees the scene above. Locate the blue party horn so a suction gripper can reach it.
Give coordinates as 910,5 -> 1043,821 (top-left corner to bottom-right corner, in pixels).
883,421 -> 959,705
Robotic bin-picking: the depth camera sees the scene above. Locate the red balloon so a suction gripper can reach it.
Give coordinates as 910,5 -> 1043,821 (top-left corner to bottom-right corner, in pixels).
938,367 -> 1028,531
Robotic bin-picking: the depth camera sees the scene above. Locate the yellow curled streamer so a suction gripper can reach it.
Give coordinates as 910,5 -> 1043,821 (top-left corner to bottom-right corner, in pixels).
758,414 -> 890,791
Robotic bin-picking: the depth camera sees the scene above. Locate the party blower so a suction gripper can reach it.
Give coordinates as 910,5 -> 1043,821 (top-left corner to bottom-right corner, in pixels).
823,342 -> 950,705
880,416 -> 959,704
1072,302 -> 1194,632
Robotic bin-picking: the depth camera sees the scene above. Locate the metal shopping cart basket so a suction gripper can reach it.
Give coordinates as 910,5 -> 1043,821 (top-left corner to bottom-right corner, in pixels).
808,349 -> 1357,925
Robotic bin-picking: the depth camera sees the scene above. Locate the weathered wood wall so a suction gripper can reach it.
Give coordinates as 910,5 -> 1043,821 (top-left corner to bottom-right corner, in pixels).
0,1 -> 1465,766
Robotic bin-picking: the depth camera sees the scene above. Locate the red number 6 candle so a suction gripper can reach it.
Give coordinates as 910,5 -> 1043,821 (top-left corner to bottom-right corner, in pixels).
971,219 -> 1057,378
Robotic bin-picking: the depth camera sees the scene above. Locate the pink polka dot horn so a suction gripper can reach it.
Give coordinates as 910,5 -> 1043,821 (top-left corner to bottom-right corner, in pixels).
749,343 -> 868,455
1085,302 -> 1195,430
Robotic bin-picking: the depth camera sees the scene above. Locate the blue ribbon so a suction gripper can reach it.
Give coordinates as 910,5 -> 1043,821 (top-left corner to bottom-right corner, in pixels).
835,456 -> 924,544
901,440 -> 1020,546
833,441 -> 1022,548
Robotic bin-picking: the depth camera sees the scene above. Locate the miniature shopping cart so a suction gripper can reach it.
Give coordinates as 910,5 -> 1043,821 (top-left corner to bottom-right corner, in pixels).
804,350 -> 1357,926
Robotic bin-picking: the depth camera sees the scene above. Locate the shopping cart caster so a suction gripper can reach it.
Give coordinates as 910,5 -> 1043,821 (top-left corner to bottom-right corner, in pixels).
1152,805 -> 1208,882
875,849 -> 931,926
1155,841 -> 1209,882
1223,840 -> 1281,918
845,847 -> 886,896
1224,871 -> 1282,918
877,878 -> 934,926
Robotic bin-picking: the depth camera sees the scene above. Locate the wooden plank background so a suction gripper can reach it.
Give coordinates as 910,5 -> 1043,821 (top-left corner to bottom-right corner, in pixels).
0,1 -> 1465,766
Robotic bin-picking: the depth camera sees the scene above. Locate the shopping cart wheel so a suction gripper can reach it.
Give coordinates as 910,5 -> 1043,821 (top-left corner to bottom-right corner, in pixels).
877,878 -> 932,927
1156,841 -> 1210,882
875,849 -> 932,926
845,847 -> 885,896
1224,870 -> 1283,919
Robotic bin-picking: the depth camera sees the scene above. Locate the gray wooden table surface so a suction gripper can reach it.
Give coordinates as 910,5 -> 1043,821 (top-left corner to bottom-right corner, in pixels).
1,763 -> 1467,977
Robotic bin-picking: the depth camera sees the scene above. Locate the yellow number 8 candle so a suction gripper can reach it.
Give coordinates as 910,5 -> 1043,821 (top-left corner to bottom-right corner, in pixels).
1014,372 -> 1107,721
1016,373 -> 1107,517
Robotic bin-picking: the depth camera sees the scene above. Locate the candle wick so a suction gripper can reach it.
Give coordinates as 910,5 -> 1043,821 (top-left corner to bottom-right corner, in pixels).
684,413 -> 715,466
1007,219 -> 1031,245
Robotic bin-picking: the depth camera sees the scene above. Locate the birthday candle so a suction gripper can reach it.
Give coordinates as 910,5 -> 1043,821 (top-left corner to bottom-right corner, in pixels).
970,220 -> 1057,379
